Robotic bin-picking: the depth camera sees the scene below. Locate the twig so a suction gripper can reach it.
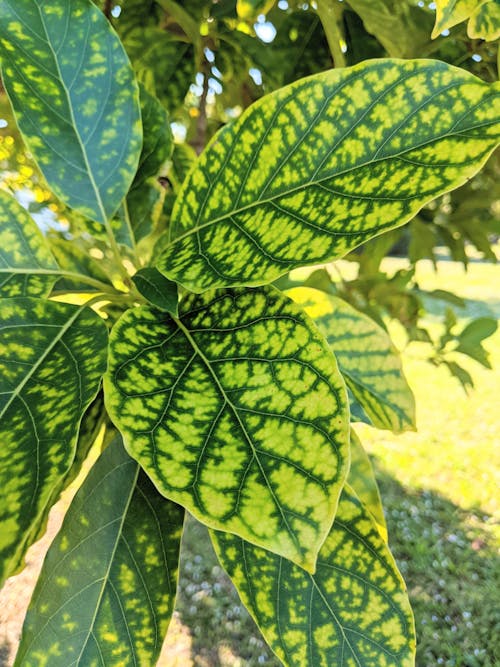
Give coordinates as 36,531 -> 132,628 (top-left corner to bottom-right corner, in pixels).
192,59 -> 210,155
103,0 -> 113,20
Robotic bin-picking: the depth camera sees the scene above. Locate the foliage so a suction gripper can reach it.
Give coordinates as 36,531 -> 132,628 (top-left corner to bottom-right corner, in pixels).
0,0 -> 498,665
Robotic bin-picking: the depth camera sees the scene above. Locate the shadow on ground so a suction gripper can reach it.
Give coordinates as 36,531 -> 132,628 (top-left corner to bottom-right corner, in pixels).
173,465 -> 499,667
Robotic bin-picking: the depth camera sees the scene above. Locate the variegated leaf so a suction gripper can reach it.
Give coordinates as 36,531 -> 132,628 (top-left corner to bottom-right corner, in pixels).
104,286 -> 349,572
0,0 -> 142,225
157,59 -> 500,293
212,486 -> 415,666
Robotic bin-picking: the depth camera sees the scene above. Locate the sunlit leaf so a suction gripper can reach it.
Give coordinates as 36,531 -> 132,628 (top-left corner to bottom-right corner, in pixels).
432,0 -> 500,41
288,287 -> 415,432
104,286 -> 349,571
15,436 -> 184,667
132,267 -> 178,315
237,0 -> 276,20
0,298 -> 107,585
348,429 -> 387,541
157,60 -> 500,293
48,238 -> 111,294
212,485 -> 415,667
0,189 -> 58,297
0,0 -> 142,224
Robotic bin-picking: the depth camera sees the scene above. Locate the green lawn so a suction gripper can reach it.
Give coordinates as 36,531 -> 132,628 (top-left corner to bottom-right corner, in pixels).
165,258 -> 500,667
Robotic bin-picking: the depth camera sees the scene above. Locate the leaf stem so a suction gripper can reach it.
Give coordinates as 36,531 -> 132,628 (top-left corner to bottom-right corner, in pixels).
316,0 -> 346,68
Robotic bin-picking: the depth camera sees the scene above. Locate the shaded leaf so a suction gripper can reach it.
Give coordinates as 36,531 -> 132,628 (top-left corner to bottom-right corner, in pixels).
104,286 -> 349,572
348,429 -> 387,541
288,287 -> 416,433
212,485 -> 415,667
0,0 -> 142,224
157,59 -> 500,292
132,267 -> 179,315
0,189 -> 58,297
15,437 -> 184,667
126,182 -> 165,243
0,298 -> 108,585
132,85 -> 173,189
345,0 -> 434,58
49,237 -> 112,293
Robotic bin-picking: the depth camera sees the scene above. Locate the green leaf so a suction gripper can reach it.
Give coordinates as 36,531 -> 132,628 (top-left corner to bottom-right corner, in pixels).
288,287 -> 416,433
0,189 -> 58,298
132,267 -> 179,315
237,0 -> 276,20
457,316 -> 497,348
133,85 -> 173,189
48,237 -> 112,293
344,0 -> 434,58
348,429 -> 387,542
170,141 -> 198,190
104,286 -> 349,572
0,297 -> 108,585
432,0 -> 500,41
15,436 -> 184,667
0,0 -> 142,225
157,59 -> 500,293
212,485 -> 415,667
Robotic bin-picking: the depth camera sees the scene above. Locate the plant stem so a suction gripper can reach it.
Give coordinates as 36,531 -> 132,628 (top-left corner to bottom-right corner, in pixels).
103,0 -> 113,19
316,0 -> 346,68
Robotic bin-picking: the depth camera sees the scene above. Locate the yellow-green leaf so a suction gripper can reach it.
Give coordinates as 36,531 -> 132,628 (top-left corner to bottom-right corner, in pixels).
211,485 -> 415,667
432,0 -> 500,41
104,286 -> 349,572
0,0 -> 142,225
15,437 -> 184,667
287,287 -> 416,433
157,59 -> 500,293
0,189 -> 58,298
237,0 -> 276,20
0,297 -> 108,585
348,429 -> 388,542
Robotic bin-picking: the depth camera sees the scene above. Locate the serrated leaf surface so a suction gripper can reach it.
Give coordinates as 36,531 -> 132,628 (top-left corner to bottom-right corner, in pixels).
0,0 -> 142,224
157,59 -> 500,292
0,297 -> 107,584
15,437 -> 184,667
212,486 -> 415,667
105,286 -> 349,571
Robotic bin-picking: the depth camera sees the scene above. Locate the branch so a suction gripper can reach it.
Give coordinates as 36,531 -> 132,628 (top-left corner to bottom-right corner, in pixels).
316,0 -> 346,68
103,0 -> 113,20
192,60 -> 210,155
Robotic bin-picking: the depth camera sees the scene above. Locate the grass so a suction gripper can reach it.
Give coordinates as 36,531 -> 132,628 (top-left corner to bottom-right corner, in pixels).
165,257 -> 500,666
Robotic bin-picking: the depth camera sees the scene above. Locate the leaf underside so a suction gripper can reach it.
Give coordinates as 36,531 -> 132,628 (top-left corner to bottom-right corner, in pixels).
15,437 -> 184,667
212,486 -> 415,667
288,287 -> 416,433
105,286 -> 349,571
0,297 -> 108,585
157,59 -> 500,292
0,0 -> 142,224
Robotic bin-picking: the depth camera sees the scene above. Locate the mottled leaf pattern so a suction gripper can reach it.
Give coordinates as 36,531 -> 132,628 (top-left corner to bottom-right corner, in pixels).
0,298 -> 108,585
133,85 -> 172,188
432,0 -> 500,41
105,286 -> 349,571
0,0 -> 142,224
15,437 -> 184,667
0,189 -> 58,298
49,238 -> 112,293
288,287 -> 415,432
157,60 -> 500,292
348,429 -> 387,542
212,486 -> 415,667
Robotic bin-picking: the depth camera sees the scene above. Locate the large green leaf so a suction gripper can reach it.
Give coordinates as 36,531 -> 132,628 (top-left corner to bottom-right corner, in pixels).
105,286 -> 349,572
0,189 -> 58,298
288,287 -> 415,433
432,0 -> 500,41
212,485 -> 415,666
15,436 -> 184,667
348,429 -> 387,542
0,0 -> 142,225
344,0 -> 434,58
0,297 -> 107,585
157,59 -> 500,293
